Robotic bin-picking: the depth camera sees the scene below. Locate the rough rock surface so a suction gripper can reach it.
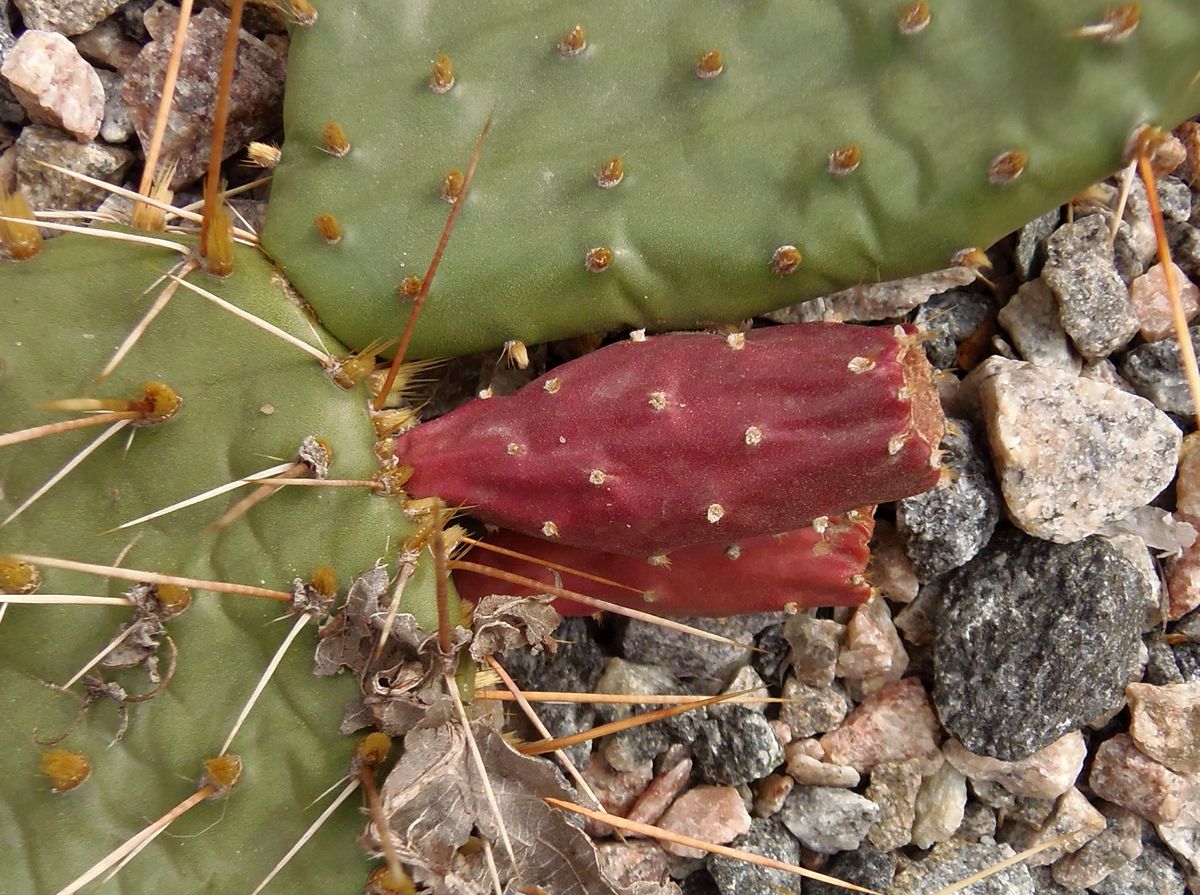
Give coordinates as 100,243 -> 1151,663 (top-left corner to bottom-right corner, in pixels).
865,759 -> 922,850
911,290 -> 998,370
620,613 -> 777,686
1088,841 -> 1187,895
13,0 -> 125,36
778,785 -> 880,854
996,278 -> 1080,373
1121,324 -> 1200,416
1049,808 -> 1142,890
897,417 -> 1000,576
942,733 -> 1086,800
1042,213 -> 1139,359
890,839 -> 1034,895
934,529 -> 1145,760
121,6 -> 285,186
1014,208 -> 1061,280
13,124 -> 133,211
1131,262 -> 1200,342
767,267 -> 976,324
819,677 -> 942,773
779,676 -> 847,739
1127,682 -> 1200,774
911,761 -> 968,849
691,707 -> 785,786
1,29 -> 105,140
657,786 -> 751,859
705,819 -> 801,895
837,596 -> 908,696
783,614 -> 842,686
1005,787 -> 1106,866
979,359 -> 1180,543
1088,734 -> 1188,825
805,844 -> 897,895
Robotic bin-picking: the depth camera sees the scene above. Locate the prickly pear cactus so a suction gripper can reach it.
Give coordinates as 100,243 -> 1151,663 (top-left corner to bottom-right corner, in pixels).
0,233 -> 449,892
264,0 -> 1200,358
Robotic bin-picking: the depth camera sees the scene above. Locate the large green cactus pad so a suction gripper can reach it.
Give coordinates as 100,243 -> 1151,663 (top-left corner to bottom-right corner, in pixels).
0,235 -> 435,893
264,0 -> 1200,358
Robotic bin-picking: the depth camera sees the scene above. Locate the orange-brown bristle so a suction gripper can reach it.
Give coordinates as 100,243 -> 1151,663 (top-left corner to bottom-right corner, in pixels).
202,755 -> 243,793
314,212 -> 342,245
694,48 -> 723,79
203,201 -> 235,276
334,339 -> 393,388
0,556 -> 42,594
597,156 -> 624,189
0,188 -> 42,261
289,0 -> 317,27
558,24 -> 586,57
430,53 -> 454,93
40,749 -> 91,793
322,121 -> 351,157
828,144 -> 861,176
154,584 -> 192,614
311,564 -> 338,597
585,246 -> 613,272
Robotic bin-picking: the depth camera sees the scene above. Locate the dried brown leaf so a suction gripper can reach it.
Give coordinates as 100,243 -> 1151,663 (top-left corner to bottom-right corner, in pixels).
469,594 -> 561,662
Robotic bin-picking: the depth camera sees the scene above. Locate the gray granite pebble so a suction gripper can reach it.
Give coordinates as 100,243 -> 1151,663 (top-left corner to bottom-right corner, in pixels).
95,69 -> 134,143
1015,208 -> 1062,280
865,759 -> 922,850
620,613 -> 778,687
1121,324 -> 1200,416
13,124 -> 133,211
783,613 -> 842,686
1043,214 -> 1139,359
805,844 -> 897,895
1087,841 -> 1187,895
1169,219 -> 1200,277
891,840 -> 1035,895
998,278 -> 1081,373
897,417 -> 1000,576
692,706 -> 785,786
934,528 -> 1146,760
779,676 -> 848,738
779,785 -> 880,854
979,359 -> 1180,543
913,289 -> 998,369
706,819 -> 801,895
14,0 -> 125,36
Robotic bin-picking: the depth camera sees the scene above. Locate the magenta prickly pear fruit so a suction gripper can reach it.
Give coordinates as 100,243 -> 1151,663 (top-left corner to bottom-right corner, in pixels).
453,510 -> 875,617
397,323 -> 943,555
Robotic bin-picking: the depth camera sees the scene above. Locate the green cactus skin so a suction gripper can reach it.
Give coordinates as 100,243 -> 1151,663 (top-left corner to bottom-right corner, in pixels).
263,0 -> 1200,359
0,234 -> 453,894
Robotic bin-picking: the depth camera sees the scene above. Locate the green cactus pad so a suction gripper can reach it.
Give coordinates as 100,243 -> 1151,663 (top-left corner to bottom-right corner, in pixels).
0,234 -> 448,893
264,0 -> 1200,359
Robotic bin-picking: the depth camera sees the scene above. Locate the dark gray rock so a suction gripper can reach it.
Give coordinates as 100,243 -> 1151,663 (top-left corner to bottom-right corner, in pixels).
500,617 -> 602,767
706,819 -> 801,895
934,528 -> 1146,760
913,290 -> 998,369
805,843 -> 897,895
1043,215 -> 1139,359
1015,208 -> 1061,280
897,418 -> 999,577
750,622 -> 790,686
1088,842 -> 1187,895
619,613 -> 779,687
692,707 -> 784,786
13,125 -> 134,211
891,839 -> 1035,895
1169,219 -> 1200,277
1029,866 -> 1074,894
13,0 -> 125,35
1121,325 -> 1200,416
593,658 -> 702,772
1173,642 -> 1200,682
779,785 -> 880,854
1144,636 -> 1186,685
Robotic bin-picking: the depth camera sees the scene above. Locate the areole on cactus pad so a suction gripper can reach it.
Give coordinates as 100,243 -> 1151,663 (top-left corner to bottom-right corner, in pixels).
397,322 -> 943,556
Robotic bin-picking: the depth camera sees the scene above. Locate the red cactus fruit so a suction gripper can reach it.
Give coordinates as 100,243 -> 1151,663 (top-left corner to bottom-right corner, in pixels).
397,322 -> 942,556
453,509 -> 875,617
